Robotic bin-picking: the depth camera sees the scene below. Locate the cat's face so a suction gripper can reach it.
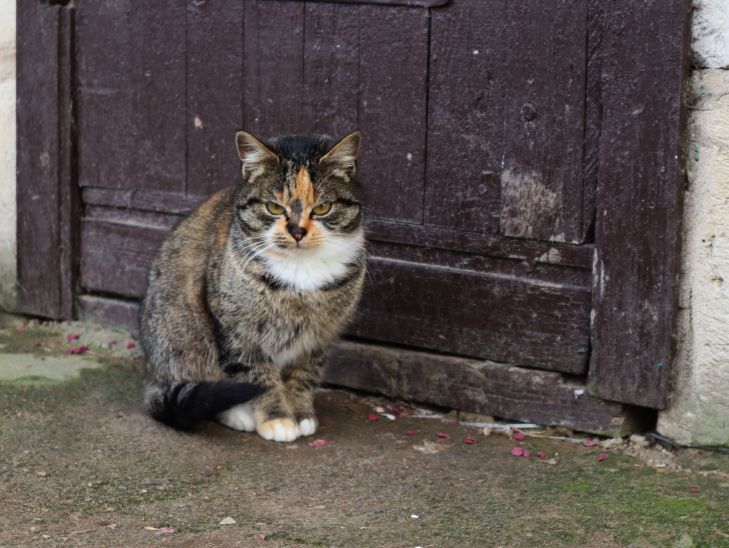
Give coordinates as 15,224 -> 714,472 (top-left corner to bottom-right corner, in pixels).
233,132 -> 363,255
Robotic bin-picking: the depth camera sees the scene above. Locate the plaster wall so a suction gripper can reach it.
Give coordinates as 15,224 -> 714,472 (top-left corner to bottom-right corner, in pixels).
0,0 -> 16,311
657,0 -> 729,446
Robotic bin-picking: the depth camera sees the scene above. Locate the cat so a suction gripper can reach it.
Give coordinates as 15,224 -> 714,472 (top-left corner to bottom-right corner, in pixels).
140,131 -> 366,442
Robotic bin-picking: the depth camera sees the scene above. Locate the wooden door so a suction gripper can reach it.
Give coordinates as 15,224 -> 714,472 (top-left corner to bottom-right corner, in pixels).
17,0 -> 690,433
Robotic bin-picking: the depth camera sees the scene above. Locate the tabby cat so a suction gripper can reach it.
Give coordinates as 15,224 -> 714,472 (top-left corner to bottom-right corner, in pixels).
140,131 -> 366,442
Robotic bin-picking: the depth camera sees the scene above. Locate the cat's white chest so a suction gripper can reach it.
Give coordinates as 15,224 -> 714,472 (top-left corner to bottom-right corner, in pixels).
263,230 -> 364,292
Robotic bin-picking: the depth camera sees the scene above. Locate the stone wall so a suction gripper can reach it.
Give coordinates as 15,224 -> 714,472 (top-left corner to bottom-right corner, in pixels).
0,0 -> 16,311
656,0 -> 729,446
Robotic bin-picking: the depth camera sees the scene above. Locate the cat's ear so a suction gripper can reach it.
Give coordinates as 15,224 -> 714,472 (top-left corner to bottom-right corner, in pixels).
319,131 -> 361,179
235,131 -> 277,179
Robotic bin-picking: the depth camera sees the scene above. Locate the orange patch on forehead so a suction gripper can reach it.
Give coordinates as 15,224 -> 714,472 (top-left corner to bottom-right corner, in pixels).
294,166 -> 315,205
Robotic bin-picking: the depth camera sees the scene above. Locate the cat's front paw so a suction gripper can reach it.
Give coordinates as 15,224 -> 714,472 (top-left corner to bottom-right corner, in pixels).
257,418 -> 300,442
297,416 -> 318,437
217,402 -> 256,432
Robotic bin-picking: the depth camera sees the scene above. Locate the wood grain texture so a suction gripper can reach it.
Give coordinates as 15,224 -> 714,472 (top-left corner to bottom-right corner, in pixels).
82,188 -> 594,269
498,0 -> 586,244
307,0 -> 450,6
582,0 -> 603,242
425,0 -> 503,234
242,1 -> 307,134
186,0 -> 244,197
243,2 -> 429,222
16,4 -> 77,319
588,0 -> 691,409
325,340 -> 626,435
75,297 -> 623,435
426,0 -> 587,243
79,220 -> 166,298
77,295 -> 141,335
351,5 -> 429,222
79,218 -> 589,373
76,1 -> 186,192
349,257 -> 590,373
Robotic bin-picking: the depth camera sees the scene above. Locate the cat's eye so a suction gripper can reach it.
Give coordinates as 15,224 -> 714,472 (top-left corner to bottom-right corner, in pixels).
311,202 -> 332,216
265,202 -> 285,215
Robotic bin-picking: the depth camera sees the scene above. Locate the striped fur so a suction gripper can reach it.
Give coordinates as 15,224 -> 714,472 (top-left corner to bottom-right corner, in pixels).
140,132 -> 366,441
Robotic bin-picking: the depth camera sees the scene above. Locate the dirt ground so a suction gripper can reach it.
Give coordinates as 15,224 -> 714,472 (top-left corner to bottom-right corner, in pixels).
1,315 -> 728,547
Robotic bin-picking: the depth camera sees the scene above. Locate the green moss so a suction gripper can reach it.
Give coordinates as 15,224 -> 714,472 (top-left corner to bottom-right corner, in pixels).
559,478 -> 594,494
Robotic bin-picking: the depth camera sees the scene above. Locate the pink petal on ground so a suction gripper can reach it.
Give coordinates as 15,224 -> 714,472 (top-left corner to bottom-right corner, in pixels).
109,340 -> 117,345
125,341 -> 137,349
513,433 -> 526,441
583,439 -> 596,447
66,333 -> 80,342
511,447 -> 524,457
64,345 -> 89,355
308,439 -> 329,448
596,453 -> 608,462
256,532 -> 267,541
389,405 -> 402,416
15,325 -> 26,334
157,527 -> 176,534
404,429 -> 418,436
689,486 -> 699,494
536,451 -> 547,459
436,432 -> 451,439
367,413 -> 381,422
522,450 -> 531,459
463,437 -> 477,445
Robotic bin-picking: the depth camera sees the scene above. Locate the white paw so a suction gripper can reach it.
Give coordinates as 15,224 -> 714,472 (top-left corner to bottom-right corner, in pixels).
298,417 -> 318,437
216,403 -> 256,432
257,418 -> 300,442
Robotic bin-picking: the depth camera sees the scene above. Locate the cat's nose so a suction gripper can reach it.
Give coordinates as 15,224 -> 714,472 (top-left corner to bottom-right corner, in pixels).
286,223 -> 307,242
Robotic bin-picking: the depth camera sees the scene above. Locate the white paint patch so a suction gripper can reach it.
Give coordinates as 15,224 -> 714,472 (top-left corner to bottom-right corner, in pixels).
193,115 -> 204,129
499,168 -> 558,239
537,248 -> 562,264
263,229 -> 364,292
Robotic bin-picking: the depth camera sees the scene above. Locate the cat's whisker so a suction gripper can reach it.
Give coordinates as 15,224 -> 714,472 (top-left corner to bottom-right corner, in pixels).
242,242 -> 277,271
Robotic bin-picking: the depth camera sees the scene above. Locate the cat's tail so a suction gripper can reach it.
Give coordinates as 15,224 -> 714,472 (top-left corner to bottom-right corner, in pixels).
144,379 -> 265,431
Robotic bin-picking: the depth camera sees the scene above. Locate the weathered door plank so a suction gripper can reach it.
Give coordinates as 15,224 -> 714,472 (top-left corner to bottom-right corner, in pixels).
499,0 -> 587,244
326,340 -> 626,436
17,3 -> 77,319
588,0 -> 690,409
79,218 -> 590,373
242,1 -> 307,134
76,1 -> 186,192
426,0 -> 588,243
186,0 -> 244,197
349,257 -> 590,373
